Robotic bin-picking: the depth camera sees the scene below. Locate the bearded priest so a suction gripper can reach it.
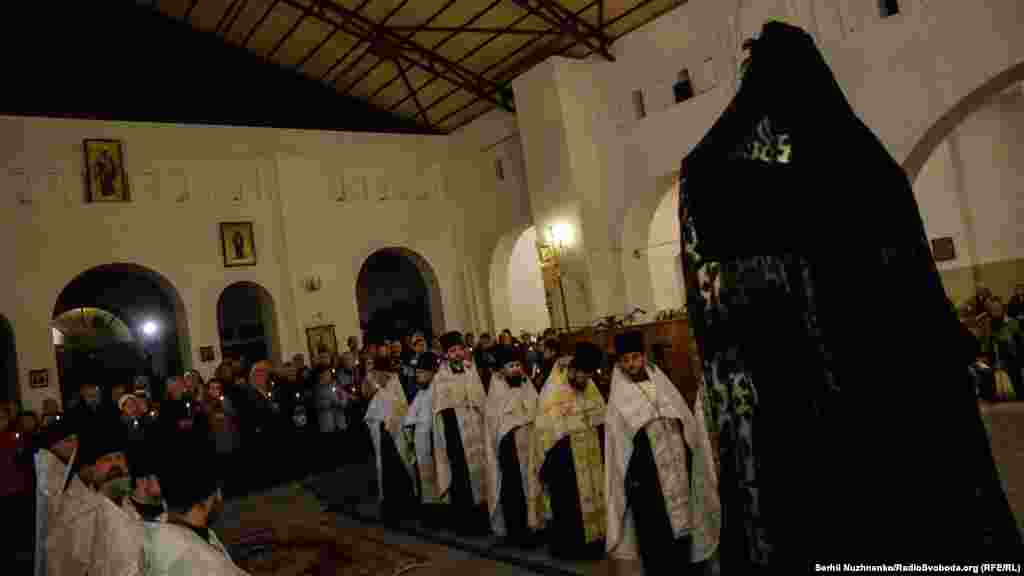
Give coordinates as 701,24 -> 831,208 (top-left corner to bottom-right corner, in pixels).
403,351 -> 444,526
484,344 -> 539,544
432,331 -> 490,535
528,341 -> 608,559
605,331 -> 721,575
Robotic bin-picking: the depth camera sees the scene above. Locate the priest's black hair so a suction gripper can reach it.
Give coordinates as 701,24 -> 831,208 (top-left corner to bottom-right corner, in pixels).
156,439 -> 220,514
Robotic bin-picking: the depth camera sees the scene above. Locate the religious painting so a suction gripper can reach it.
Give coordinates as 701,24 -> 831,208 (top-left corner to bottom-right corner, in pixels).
931,237 -> 957,262
220,222 -> 257,268
306,324 -> 338,361
84,139 -> 128,202
29,368 -> 49,389
199,346 -> 216,363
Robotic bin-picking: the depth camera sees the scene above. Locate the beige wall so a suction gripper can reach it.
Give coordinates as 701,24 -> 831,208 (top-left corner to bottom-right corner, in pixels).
502,0 -> 1024,323
914,89 -> 1024,304
1,117 -> 452,409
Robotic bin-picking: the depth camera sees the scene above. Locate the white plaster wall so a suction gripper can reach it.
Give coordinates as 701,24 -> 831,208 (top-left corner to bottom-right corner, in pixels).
498,0 -> 1024,323
955,92 -> 1024,266
505,227 -> 549,335
913,139 -> 971,272
0,116 -> 451,409
647,189 -> 685,313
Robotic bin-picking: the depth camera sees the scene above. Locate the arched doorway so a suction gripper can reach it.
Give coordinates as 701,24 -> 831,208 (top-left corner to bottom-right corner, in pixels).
356,248 -> 444,340
646,188 -> 685,314
0,315 -> 17,405
52,263 -> 190,406
490,226 -> 549,335
906,62 -> 1024,305
217,281 -> 281,366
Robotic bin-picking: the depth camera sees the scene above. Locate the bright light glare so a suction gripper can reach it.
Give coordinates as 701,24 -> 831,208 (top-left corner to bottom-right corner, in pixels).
550,222 -> 574,247
142,321 -> 158,337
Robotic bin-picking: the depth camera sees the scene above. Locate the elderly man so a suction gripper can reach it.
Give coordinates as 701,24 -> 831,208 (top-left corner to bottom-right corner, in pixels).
605,331 -> 720,574
529,342 -> 608,559
484,344 -> 539,544
433,331 -> 489,535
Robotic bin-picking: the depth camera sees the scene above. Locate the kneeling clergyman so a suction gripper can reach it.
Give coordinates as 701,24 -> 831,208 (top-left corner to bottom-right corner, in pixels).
363,349 -> 416,523
605,331 -> 721,575
528,342 -> 608,559
484,344 -> 539,544
403,351 -> 446,526
433,331 -> 490,535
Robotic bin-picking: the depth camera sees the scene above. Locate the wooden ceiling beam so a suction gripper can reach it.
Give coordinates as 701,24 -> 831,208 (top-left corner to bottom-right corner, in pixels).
216,0 -> 247,35
266,4 -> 311,60
394,56 -> 432,128
295,0 -> 507,101
511,0 -> 614,61
364,0 -> 504,103
299,0 -> 373,75
240,0 -> 281,49
185,0 -> 202,23
384,25 -> 556,36
382,0 -> 566,114
337,0 -> 457,97
314,0 -> 413,88
415,0 -> 598,120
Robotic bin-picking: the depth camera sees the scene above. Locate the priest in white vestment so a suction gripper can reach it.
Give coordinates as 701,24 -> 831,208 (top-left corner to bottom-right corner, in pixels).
403,351 -> 445,526
364,356 -> 416,522
528,342 -> 608,559
484,344 -> 539,543
605,331 -> 720,575
145,442 -> 248,575
34,416 -> 81,576
46,418 -> 145,576
432,331 -> 490,535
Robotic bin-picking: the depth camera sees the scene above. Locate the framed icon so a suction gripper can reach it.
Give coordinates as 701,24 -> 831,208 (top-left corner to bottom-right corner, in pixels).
931,237 -> 956,262
306,324 -> 338,361
199,346 -> 216,363
220,222 -> 257,267
29,369 -> 49,389
84,139 -> 129,202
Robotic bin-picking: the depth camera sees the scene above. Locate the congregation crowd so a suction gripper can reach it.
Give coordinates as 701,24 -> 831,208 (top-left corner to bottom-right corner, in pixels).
1,285 -> 1019,574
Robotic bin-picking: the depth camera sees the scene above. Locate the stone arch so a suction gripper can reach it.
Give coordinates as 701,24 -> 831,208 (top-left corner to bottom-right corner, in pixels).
490,225 -> 549,335
0,315 -> 17,405
52,263 -> 192,404
904,61 -> 1024,181
217,281 -> 282,366
356,247 -> 445,339
621,171 -> 679,315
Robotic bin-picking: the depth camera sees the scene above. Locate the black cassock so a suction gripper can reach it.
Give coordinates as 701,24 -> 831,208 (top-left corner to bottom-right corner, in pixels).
626,427 -> 706,575
679,21 -> 1020,568
497,431 -> 529,543
378,423 -> 415,522
538,427 -> 605,560
439,408 -> 489,535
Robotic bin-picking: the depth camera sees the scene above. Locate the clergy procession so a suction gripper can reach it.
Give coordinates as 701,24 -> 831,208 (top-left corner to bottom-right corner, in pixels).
363,330 -> 720,573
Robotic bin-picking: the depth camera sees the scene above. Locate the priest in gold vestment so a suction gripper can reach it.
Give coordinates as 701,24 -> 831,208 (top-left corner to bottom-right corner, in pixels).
528,342 -> 607,559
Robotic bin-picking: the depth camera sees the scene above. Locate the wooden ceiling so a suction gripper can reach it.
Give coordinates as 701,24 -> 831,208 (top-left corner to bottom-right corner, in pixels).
149,0 -> 686,133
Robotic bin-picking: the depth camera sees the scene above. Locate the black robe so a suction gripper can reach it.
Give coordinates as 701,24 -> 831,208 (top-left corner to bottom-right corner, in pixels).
626,427 -> 705,575
538,427 -> 605,560
378,423 -> 415,523
497,431 -> 530,543
439,408 -> 488,535
679,21 -> 1021,567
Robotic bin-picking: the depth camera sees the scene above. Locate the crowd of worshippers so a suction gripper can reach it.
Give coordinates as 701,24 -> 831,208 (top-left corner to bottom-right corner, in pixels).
365,329 -> 720,574
959,283 -> 1024,402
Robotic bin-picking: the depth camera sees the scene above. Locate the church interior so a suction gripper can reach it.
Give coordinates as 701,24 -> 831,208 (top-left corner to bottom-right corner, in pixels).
3,0 -> 1023,574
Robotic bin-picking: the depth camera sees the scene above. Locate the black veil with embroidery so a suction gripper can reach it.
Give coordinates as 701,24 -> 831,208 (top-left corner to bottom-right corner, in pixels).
678,21 -> 1019,568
